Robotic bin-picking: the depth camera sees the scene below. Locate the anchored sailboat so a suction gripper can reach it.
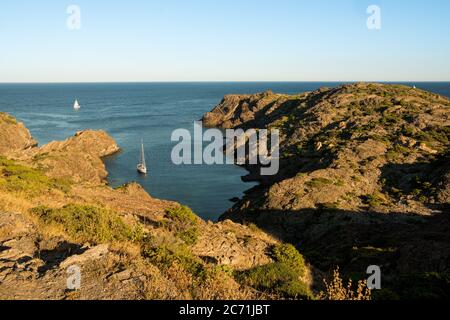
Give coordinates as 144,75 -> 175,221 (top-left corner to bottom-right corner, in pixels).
73,99 -> 81,110
137,140 -> 147,174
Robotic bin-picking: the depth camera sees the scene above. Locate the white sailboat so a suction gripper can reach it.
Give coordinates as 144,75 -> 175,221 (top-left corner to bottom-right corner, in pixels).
137,140 -> 147,174
73,99 -> 81,110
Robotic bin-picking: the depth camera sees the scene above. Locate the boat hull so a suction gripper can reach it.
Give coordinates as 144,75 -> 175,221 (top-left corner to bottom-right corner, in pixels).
137,164 -> 147,174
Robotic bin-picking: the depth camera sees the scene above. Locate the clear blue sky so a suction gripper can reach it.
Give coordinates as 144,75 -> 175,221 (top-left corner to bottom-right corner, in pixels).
1,0 -> 449,82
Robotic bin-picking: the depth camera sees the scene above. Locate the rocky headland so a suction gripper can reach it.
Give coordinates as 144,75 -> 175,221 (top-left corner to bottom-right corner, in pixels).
203,83 -> 450,299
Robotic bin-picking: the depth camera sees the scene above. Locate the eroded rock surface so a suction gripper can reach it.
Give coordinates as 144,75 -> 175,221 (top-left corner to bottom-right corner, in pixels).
0,113 -> 37,156
204,83 -> 450,290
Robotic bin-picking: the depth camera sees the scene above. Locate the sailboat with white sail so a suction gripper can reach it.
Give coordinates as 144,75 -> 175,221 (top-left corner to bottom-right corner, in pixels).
137,139 -> 147,174
73,99 -> 81,110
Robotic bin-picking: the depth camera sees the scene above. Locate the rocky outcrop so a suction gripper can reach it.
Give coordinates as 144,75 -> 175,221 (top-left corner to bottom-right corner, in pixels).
203,83 -> 450,295
205,83 -> 449,214
0,113 -> 37,156
27,130 -> 120,184
201,90 -> 312,130
59,244 -> 109,269
0,115 -> 120,184
0,212 -> 41,285
193,220 -> 277,270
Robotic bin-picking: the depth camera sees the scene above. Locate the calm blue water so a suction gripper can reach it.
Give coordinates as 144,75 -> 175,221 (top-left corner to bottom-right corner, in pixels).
0,82 -> 449,220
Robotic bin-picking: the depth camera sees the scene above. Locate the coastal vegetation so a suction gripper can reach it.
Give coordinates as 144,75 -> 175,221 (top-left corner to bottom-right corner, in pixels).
31,204 -> 144,244
236,244 -> 313,299
0,112 -> 17,124
319,267 -> 372,301
0,157 -> 71,196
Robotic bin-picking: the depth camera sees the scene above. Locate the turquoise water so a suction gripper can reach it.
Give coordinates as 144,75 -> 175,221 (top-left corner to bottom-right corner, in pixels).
0,82 -> 449,220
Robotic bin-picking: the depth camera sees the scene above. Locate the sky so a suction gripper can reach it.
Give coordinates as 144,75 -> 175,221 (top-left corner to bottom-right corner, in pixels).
0,0 -> 449,82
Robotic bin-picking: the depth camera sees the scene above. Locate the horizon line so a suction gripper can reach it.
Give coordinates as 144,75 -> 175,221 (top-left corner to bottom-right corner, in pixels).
1,80 -> 450,85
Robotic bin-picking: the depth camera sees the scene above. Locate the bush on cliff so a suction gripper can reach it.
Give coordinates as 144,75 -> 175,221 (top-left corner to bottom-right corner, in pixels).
0,113 -> 17,124
165,205 -> 199,225
141,238 -> 207,281
31,204 -> 144,244
236,244 -> 313,299
164,205 -> 200,245
0,157 -> 71,195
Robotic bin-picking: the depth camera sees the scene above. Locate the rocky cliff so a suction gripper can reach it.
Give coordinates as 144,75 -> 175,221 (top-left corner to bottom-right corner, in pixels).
203,83 -> 450,299
0,113 -> 37,156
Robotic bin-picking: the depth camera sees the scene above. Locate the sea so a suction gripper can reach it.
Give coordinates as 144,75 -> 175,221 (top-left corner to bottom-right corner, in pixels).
0,82 -> 449,220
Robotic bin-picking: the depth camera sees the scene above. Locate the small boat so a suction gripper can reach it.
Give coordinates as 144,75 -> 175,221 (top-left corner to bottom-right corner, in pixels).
137,139 -> 147,174
73,99 -> 81,110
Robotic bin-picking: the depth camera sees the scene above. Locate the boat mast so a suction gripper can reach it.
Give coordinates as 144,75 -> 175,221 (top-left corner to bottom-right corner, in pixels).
141,139 -> 146,168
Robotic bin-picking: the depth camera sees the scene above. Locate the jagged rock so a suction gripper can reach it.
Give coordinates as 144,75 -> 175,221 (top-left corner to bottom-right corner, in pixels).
204,83 -> 450,278
59,244 -> 109,269
399,136 -> 418,148
0,212 -> 42,283
418,142 -> 438,154
0,113 -> 37,156
202,91 -> 303,129
28,130 -> 120,183
193,220 -> 277,270
315,142 -> 323,151
108,269 -> 133,282
436,173 -> 450,204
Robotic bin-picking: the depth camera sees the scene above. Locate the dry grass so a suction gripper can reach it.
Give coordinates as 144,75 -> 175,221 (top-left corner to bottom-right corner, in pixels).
0,191 -> 33,213
190,268 -> 258,300
319,267 -> 372,301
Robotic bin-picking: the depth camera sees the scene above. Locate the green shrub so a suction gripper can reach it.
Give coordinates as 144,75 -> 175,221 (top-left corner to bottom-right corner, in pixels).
211,264 -> 234,277
271,244 -> 306,274
386,144 -> 410,162
306,178 -> 333,188
362,193 -> 386,208
379,114 -> 402,126
401,125 -> 416,137
165,206 -> 200,246
0,157 -> 71,195
413,127 -> 450,145
236,244 -> 312,300
142,243 -> 207,280
0,113 -> 17,124
165,205 -> 199,225
237,262 -> 312,300
31,204 -> 143,243
177,227 -> 199,246
334,180 -> 345,187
